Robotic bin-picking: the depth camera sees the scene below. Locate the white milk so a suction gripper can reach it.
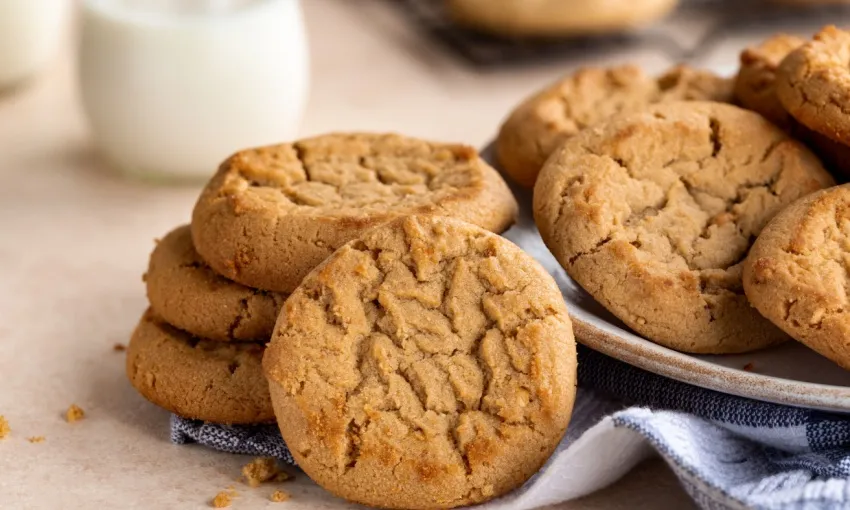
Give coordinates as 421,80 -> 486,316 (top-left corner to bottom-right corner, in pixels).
79,0 -> 309,181
0,0 -> 69,88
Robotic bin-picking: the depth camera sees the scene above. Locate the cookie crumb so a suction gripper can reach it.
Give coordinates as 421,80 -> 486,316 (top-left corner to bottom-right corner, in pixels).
211,490 -> 235,508
270,490 -> 290,503
0,416 -> 9,439
27,436 -> 45,443
242,457 -> 281,487
113,343 -> 126,352
743,362 -> 755,372
273,471 -> 292,483
66,404 -> 85,423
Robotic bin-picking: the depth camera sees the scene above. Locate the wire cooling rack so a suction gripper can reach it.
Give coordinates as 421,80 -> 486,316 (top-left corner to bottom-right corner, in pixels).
392,0 -> 850,67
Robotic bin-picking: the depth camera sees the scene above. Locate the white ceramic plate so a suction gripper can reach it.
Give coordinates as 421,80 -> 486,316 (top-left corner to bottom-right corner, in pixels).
483,145 -> 850,413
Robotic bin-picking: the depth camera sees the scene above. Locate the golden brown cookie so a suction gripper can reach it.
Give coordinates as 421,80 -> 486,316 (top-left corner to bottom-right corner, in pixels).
732,33 -> 850,181
263,215 -> 576,509
534,101 -> 835,353
145,225 -> 286,342
777,25 -> 850,145
126,310 -> 272,424
446,0 -> 679,38
734,33 -> 806,129
497,65 -> 733,188
192,133 -> 518,293
744,184 -> 850,370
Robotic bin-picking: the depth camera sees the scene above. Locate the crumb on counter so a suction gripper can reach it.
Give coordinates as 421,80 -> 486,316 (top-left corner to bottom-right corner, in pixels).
0,416 -> 9,439
743,362 -> 755,372
242,457 -> 282,487
211,490 -> 234,508
113,343 -> 126,352
270,490 -> 290,503
66,404 -> 85,423
27,436 -> 45,443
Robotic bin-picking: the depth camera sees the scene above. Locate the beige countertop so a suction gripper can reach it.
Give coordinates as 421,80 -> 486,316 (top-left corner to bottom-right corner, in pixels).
3,0 -> 838,508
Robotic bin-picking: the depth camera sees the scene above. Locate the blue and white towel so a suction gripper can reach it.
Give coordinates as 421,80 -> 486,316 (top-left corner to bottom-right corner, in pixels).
172,346 -> 850,510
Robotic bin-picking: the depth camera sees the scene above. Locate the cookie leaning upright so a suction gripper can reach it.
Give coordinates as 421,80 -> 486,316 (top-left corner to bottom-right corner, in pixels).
534,101 -> 835,353
497,65 -> 732,188
777,25 -> 850,145
263,215 -> 576,509
744,185 -> 850,370
192,133 -> 518,293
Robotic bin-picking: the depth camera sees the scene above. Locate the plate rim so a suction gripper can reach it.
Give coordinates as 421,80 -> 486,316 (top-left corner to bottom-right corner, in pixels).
573,315 -> 850,412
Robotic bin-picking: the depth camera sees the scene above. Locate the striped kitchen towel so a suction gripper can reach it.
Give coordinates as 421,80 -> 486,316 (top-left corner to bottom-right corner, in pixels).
172,345 -> 850,510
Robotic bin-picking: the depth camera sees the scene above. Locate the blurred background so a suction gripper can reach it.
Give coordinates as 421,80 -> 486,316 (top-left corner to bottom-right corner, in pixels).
5,0 -> 850,184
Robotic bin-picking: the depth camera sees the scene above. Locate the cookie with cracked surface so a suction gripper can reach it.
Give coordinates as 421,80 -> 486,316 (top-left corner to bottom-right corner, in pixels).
734,33 -> 806,129
534,101 -> 835,353
192,133 -> 518,293
777,25 -> 850,145
732,33 -> 850,181
263,215 -> 576,509
497,64 -> 733,188
744,184 -> 850,370
126,310 -> 272,424
446,0 -> 678,38
145,225 -> 286,342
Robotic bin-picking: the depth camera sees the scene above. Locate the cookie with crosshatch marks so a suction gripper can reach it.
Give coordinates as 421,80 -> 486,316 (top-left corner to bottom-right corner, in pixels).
263,215 -> 576,509
192,133 -> 518,293
145,225 -> 286,342
534,101 -> 834,354
126,310 -> 272,424
744,184 -> 850,370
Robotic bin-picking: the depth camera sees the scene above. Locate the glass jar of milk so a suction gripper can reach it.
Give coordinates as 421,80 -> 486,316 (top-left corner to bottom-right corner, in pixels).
0,0 -> 69,89
79,0 -> 309,182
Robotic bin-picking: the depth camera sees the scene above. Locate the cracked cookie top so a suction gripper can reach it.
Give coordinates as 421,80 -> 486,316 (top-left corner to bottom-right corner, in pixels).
146,225 -> 286,342
534,101 -> 834,353
777,25 -> 850,145
192,133 -> 518,293
734,33 -> 806,129
496,64 -> 733,188
126,310 -> 272,424
744,184 -> 850,370
263,215 -> 576,509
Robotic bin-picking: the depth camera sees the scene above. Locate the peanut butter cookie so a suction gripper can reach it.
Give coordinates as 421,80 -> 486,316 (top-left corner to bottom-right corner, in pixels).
744,184 -> 850,370
446,0 -> 678,38
263,215 -> 576,509
192,133 -> 518,293
534,101 -> 835,353
146,225 -> 286,342
497,65 -> 733,188
734,33 -> 806,129
777,25 -> 850,145
733,33 -> 850,181
126,310 -> 272,424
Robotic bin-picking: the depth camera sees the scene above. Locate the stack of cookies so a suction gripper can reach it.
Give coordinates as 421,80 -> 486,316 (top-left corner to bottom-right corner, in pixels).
126,133 -> 584,509
127,133 -> 521,425
497,25 -> 850,369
